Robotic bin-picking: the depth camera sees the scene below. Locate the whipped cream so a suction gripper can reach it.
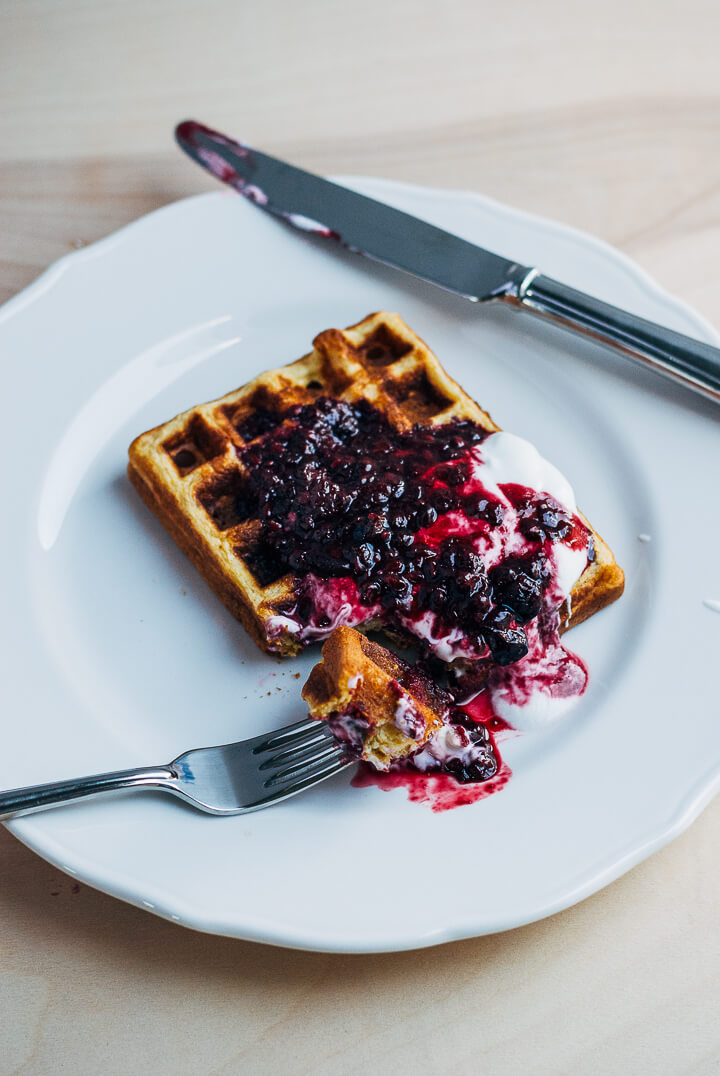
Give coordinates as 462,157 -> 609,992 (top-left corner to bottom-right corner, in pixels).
282,212 -> 339,239
266,578 -> 380,645
394,691 -> 427,741
468,432 -> 587,588
412,723 -> 488,772
326,709 -> 368,754
473,432 -> 578,515
487,615 -> 588,731
402,610 -> 474,663
265,614 -> 301,639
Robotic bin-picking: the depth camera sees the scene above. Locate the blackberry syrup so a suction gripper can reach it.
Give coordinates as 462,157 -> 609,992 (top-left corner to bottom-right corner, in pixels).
239,397 -> 589,671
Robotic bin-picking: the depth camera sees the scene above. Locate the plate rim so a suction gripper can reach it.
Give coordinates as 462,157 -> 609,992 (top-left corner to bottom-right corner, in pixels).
3,178 -> 720,953
3,180 -> 719,348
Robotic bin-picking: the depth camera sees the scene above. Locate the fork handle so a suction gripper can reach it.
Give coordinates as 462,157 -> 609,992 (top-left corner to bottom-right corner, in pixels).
0,766 -> 176,821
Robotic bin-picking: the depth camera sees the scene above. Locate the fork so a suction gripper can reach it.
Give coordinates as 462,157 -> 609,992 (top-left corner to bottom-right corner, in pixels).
0,719 -> 351,820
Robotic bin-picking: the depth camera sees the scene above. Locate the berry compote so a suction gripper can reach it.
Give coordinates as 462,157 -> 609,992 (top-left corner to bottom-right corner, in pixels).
239,396 -> 590,688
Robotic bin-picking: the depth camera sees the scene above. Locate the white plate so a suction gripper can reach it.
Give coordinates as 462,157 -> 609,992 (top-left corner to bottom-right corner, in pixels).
2,180 -> 719,953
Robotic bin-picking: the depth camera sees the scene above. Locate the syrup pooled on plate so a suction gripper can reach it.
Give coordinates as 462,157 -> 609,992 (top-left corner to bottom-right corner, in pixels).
351,702 -> 512,813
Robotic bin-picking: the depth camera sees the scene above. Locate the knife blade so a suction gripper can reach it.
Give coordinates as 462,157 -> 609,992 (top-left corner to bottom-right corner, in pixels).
176,120 -> 720,406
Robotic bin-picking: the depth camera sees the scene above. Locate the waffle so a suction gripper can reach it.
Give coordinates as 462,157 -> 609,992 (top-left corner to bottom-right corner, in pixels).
128,311 -> 624,658
302,625 -> 451,769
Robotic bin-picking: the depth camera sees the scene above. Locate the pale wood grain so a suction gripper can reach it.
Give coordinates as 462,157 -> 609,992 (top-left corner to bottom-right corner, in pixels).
2,0 -> 720,1073
2,805 -> 720,1076
3,99 -> 720,320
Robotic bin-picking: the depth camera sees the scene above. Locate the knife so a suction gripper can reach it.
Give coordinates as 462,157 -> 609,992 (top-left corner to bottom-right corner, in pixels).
175,120 -> 720,407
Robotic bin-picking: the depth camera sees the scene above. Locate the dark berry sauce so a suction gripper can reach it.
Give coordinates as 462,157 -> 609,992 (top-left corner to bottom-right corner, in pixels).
239,397 -> 588,667
351,762 -> 512,812
461,690 -> 513,734
349,695 -> 512,811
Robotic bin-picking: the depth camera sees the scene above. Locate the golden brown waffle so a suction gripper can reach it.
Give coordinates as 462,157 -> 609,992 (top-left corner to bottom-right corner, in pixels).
128,311 -> 624,656
302,626 -> 449,769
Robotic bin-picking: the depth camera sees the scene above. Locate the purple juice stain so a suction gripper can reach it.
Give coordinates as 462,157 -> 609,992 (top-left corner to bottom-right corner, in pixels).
176,120 -> 266,201
176,120 -> 341,237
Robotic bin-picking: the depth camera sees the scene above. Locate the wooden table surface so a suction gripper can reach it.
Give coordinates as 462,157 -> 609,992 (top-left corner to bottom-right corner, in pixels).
2,2 -> 719,1073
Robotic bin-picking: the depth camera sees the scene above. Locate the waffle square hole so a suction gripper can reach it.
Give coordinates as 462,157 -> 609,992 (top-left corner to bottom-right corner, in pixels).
387,370 -> 453,420
222,387 -> 285,443
164,415 -> 226,475
357,325 -> 413,366
234,407 -> 285,442
196,468 -> 258,531
234,536 -> 287,587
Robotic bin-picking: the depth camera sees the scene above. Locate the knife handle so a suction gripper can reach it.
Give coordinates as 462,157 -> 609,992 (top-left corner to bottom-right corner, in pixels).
513,272 -> 720,405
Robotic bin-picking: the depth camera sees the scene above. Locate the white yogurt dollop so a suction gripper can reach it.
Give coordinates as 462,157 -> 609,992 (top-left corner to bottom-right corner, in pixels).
412,724 -> 485,771
474,431 -> 578,514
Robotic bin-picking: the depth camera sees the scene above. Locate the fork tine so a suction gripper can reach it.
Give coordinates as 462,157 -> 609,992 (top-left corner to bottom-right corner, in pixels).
257,728 -> 337,770
251,718 -> 327,755
260,758 -> 350,803
262,744 -> 348,788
